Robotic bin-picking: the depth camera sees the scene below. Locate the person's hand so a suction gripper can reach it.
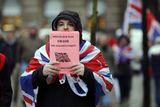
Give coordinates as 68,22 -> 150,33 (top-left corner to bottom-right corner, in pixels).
43,61 -> 60,76
70,63 -> 85,76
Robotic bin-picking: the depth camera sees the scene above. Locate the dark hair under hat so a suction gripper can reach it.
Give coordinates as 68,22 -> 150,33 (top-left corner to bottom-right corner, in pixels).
52,10 -> 82,40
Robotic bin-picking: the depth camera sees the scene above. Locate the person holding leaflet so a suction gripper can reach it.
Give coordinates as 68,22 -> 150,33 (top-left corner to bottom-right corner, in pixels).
20,10 -> 113,107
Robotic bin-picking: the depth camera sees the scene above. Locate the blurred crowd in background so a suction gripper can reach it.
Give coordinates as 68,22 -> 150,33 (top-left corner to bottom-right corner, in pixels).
0,23 -> 159,107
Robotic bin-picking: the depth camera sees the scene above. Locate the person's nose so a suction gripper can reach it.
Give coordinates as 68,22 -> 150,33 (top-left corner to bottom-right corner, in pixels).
64,24 -> 68,30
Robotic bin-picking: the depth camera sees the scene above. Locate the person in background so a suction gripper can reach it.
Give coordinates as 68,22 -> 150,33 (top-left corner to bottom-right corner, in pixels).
112,35 -> 133,107
148,37 -> 160,107
5,30 -> 24,105
19,25 -> 43,73
0,29 -> 13,73
5,30 -> 23,74
0,53 -> 12,107
20,10 -> 113,107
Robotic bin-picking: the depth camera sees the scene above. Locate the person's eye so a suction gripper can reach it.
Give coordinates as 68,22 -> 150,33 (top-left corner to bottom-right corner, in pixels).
57,23 -> 64,26
68,23 -> 74,27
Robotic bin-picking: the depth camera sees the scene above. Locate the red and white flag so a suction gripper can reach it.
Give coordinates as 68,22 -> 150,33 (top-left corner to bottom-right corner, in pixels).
122,0 -> 160,43
122,0 -> 142,35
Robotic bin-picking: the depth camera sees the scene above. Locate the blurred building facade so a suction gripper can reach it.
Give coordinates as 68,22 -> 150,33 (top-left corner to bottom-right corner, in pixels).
0,0 -> 127,31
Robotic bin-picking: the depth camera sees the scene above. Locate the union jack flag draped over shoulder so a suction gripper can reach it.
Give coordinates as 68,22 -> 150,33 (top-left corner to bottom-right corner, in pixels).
20,40 -> 113,107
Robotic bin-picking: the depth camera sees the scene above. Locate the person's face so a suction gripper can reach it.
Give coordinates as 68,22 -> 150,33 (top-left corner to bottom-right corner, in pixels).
6,31 -> 15,40
119,38 -> 128,47
56,19 -> 75,31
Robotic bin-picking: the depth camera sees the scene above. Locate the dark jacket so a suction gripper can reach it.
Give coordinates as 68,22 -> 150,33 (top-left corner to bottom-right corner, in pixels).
6,39 -> 23,73
32,67 -> 95,107
0,53 -> 12,107
0,38 -> 13,74
150,54 -> 160,76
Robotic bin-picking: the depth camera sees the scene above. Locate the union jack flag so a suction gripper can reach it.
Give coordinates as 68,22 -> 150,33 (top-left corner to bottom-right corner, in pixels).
147,11 -> 160,43
122,0 -> 160,43
122,0 -> 142,35
20,40 -> 113,107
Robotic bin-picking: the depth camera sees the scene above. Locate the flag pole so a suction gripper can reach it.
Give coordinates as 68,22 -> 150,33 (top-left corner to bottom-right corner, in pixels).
90,0 -> 97,45
142,0 -> 151,107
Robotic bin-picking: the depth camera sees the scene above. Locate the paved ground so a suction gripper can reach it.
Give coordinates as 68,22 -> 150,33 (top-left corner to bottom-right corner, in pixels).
130,74 -> 143,107
130,74 -> 155,107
